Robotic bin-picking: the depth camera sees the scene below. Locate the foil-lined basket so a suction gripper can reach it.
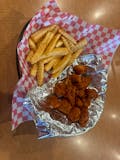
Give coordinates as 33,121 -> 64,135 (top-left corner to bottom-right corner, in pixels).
23,54 -> 107,139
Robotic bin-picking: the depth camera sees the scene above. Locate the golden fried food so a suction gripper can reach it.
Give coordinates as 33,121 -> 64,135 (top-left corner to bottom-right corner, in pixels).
54,83 -> 66,97
73,65 -> 88,75
28,38 -> 36,50
31,24 -> 57,43
47,95 -> 61,108
45,58 -> 58,72
61,36 -> 72,53
68,48 -> 83,66
46,47 -> 68,56
68,107 -> 81,122
70,38 -> 87,52
58,99 -> 72,115
42,57 -> 53,64
37,62 -> 44,86
59,28 -> 77,44
85,88 -> 98,99
52,69 -> 63,78
27,24 -> 89,85
55,39 -> 64,47
52,54 -> 71,74
30,63 -> 38,77
26,50 -> 34,62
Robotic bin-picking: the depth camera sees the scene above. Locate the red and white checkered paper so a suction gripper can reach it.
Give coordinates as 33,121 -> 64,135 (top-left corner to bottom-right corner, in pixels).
12,0 -> 120,130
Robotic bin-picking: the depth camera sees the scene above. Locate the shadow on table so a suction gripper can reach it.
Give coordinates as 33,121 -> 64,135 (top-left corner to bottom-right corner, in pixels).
0,92 -> 12,123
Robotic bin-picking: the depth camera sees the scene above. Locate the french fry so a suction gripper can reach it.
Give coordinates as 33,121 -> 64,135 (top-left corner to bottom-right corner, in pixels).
52,69 -> 63,78
45,58 -> 58,72
52,54 -> 71,74
30,43 -> 47,64
28,38 -> 36,50
37,62 -> 44,86
53,58 -> 61,69
26,50 -> 34,62
68,48 -> 83,65
42,57 -> 53,64
45,33 -> 61,53
37,47 -> 68,61
30,31 -> 53,64
70,38 -> 87,52
44,26 -> 59,45
61,36 -> 72,53
46,47 -> 68,56
38,47 -> 68,61
59,28 -> 77,44
56,39 -> 63,47
76,38 -> 87,49
68,40 -> 76,52
31,24 -> 57,43
30,63 -> 37,77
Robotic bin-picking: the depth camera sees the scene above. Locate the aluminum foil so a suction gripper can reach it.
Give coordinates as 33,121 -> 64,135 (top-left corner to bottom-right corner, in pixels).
23,54 -> 107,139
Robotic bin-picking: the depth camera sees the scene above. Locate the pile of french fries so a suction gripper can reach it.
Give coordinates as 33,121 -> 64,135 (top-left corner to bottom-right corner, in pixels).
26,24 -> 87,86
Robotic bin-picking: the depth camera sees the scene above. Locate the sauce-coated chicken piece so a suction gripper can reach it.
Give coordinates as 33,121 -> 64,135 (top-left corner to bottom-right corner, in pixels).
73,65 -> 87,74
47,95 -> 61,109
58,98 -> 72,115
68,107 -> 81,122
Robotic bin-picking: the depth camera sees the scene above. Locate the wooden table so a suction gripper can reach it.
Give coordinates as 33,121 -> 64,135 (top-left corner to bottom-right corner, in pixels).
0,0 -> 120,160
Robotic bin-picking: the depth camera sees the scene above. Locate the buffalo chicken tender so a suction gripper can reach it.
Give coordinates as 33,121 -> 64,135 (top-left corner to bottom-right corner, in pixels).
79,108 -> 89,127
80,76 -> 92,89
75,97 -> 83,108
54,83 -> 66,97
47,95 -> 61,109
65,84 -> 76,106
69,74 -> 82,85
68,107 -> 81,122
30,63 -> 38,77
85,88 -> 98,99
26,50 -> 34,63
73,65 -> 88,75
58,99 -> 72,115
82,98 -> 91,108
62,77 -> 76,106
76,89 -> 85,98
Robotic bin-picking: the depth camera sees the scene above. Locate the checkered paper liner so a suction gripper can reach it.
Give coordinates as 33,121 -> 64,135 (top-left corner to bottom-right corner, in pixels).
12,0 -> 120,130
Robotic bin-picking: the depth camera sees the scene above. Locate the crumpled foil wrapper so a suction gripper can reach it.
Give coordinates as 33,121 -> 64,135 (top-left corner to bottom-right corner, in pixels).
23,54 -> 107,139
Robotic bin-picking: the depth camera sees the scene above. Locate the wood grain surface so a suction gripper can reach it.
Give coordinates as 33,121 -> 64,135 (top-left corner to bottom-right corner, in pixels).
0,0 -> 120,160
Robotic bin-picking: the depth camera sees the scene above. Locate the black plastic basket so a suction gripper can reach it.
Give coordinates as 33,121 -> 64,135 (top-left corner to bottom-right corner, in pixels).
16,20 -> 30,79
